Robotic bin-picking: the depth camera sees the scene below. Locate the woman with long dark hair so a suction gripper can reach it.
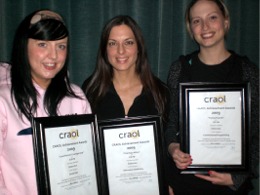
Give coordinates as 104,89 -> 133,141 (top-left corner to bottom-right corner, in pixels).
0,10 -> 91,194
82,15 -> 169,122
82,15 -> 170,194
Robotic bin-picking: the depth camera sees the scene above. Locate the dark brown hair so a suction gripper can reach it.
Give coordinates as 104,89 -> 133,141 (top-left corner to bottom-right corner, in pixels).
82,15 -> 169,121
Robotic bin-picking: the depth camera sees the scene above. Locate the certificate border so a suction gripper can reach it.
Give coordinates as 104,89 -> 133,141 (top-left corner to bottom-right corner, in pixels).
97,115 -> 167,195
179,82 -> 250,174
31,114 -> 101,195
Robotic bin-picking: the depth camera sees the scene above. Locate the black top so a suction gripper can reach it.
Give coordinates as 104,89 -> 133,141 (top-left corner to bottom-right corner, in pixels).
165,51 -> 259,194
190,53 -> 242,82
92,83 -> 159,121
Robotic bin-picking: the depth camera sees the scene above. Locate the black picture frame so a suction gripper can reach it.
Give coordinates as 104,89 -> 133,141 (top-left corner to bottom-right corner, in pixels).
97,115 -> 167,195
31,114 -> 101,195
179,82 -> 250,174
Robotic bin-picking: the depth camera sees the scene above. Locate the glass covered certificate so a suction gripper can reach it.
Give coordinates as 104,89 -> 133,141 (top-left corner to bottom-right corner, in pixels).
97,115 -> 167,195
31,114 -> 101,195
179,83 -> 250,174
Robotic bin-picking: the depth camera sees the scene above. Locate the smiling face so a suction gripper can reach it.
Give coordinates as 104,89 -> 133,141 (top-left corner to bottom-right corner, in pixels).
189,0 -> 229,49
106,24 -> 138,74
28,37 -> 68,89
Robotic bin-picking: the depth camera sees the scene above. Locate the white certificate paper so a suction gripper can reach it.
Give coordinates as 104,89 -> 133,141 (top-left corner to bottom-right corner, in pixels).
189,91 -> 242,165
44,124 -> 98,195
104,125 -> 159,195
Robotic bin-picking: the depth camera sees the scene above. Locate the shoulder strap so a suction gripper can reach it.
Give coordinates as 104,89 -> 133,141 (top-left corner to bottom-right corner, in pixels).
179,51 -> 199,82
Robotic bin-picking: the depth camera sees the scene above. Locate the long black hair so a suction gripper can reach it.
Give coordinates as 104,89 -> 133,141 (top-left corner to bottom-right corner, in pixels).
82,15 -> 169,121
11,10 -> 80,120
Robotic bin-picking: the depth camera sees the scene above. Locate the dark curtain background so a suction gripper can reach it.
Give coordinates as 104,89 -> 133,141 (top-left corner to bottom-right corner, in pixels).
0,0 -> 259,193
0,0 -> 259,85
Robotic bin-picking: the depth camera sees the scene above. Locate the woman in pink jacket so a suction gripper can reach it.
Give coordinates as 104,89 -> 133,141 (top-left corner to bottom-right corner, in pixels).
0,10 -> 91,195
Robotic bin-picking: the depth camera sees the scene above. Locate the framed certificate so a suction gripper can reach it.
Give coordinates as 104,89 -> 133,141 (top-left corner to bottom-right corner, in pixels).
97,115 -> 167,195
31,114 -> 101,195
179,82 -> 250,174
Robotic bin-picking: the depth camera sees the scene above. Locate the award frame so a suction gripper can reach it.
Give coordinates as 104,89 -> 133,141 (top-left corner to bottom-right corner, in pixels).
179,82 -> 250,174
97,115 -> 167,195
31,114 -> 101,195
